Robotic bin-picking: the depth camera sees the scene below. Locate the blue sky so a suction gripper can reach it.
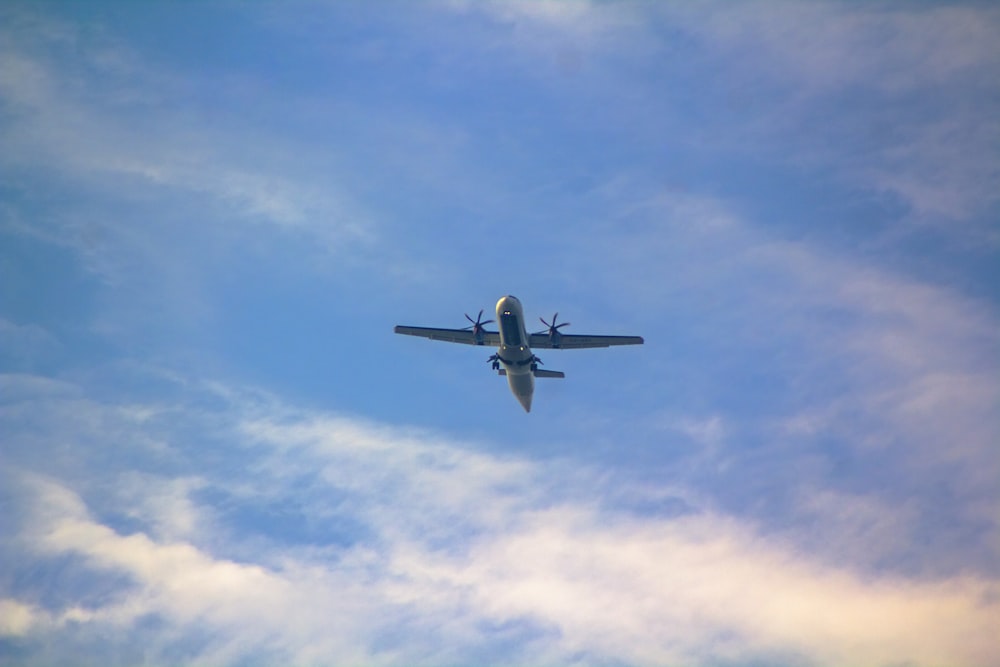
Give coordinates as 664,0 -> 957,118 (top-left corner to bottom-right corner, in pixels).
2,2 -> 998,665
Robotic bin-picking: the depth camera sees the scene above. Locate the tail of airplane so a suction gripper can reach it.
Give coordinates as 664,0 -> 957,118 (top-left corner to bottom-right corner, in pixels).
498,369 -> 565,379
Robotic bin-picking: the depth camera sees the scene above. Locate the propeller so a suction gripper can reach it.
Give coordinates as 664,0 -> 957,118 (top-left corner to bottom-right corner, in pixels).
535,313 -> 570,337
463,309 -> 494,332
463,309 -> 494,344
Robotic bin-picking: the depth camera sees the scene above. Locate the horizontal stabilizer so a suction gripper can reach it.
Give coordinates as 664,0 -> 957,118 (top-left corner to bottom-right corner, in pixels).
498,369 -> 565,379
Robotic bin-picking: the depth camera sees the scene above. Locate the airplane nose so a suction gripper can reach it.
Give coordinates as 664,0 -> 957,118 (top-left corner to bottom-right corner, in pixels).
517,393 -> 532,413
496,295 -> 520,312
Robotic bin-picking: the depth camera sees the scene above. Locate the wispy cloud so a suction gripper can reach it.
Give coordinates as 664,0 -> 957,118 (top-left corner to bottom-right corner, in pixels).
668,1 -> 1000,226
0,319 -> 61,369
3,375 -> 998,666
2,4 -> 997,666
475,1 -> 1000,230
565,187 -> 999,569
672,2 -> 999,95
0,9 -> 376,257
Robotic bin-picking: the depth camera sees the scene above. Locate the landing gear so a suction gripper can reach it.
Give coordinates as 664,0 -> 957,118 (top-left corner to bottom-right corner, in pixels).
529,355 -> 542,372
488,354 -> 500,371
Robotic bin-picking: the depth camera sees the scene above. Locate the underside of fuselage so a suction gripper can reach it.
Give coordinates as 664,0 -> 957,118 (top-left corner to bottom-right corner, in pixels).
495,295 -> 535,412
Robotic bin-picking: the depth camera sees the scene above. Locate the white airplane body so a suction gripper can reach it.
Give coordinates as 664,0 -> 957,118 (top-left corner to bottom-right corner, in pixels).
394,295 -> 644,412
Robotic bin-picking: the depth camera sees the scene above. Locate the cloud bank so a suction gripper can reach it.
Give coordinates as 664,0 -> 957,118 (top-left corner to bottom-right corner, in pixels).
2,377 -> 997,667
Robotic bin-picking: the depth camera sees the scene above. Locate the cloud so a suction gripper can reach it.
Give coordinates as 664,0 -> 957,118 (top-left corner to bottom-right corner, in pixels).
3,376 -> 998,666
0,599 -> 37,637
0,9 -> 376,257
762,240 -> 1000,498
0,320 -> 61,370
671,2 -> 999,95
451,0 -> 643,42
566,188 -> 999,569
676,1 -> 1000,225
2,4 -> 997,666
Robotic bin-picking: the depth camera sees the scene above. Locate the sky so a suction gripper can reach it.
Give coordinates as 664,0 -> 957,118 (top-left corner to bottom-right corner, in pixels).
1,1 -> 998,666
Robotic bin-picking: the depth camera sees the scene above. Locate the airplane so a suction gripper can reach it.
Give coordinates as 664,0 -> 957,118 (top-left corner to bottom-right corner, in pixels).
394,295 -> 643,412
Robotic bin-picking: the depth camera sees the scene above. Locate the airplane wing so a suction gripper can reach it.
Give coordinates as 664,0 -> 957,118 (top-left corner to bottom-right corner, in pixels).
528,333 -> 644,349
394,325 -> 501,347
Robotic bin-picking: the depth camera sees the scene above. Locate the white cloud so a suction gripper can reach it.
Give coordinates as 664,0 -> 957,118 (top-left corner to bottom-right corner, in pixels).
448,0 -> 642,40
4,379 -> 999,666
12,466 -> 1000,667
448,510 -> 998,667
0,599 -> 38,636
113,473 -> 208,542
0,596 -> 107,639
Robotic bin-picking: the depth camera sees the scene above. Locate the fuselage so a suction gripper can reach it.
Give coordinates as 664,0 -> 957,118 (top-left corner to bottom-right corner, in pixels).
494,295 -> 535,412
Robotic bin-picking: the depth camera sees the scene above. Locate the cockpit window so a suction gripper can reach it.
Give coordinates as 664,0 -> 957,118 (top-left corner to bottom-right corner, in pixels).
499,312 -> 522,346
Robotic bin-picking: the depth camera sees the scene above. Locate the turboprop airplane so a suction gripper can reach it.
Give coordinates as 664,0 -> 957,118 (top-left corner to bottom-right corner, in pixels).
394,295 -> 643,412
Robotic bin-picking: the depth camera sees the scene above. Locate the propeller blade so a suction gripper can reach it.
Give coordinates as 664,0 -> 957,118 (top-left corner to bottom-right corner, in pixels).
535,313 -> 570,336
463,309 -> 494,330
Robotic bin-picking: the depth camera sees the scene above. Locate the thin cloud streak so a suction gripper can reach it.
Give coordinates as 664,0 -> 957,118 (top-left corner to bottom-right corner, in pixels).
461,0 -> 1000,226
681,1 -> 1000,226
0,11 -> 375,256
